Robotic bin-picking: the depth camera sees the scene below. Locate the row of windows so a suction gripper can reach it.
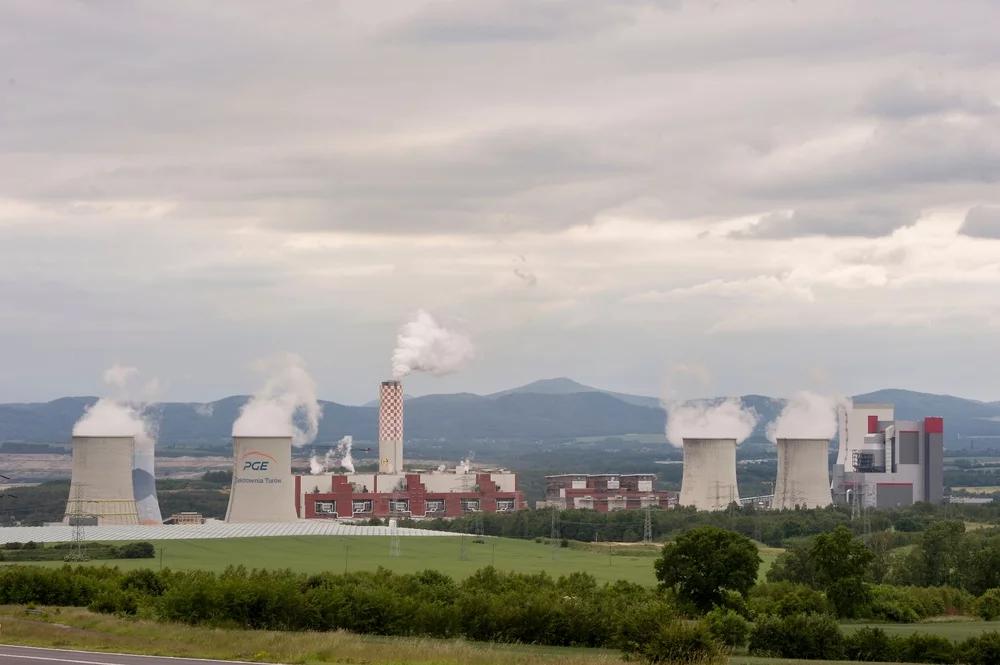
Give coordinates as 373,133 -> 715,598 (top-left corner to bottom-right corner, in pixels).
313,497 -> 516,515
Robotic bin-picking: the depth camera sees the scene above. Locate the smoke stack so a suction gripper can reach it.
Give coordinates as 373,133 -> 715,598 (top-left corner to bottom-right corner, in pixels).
64,436 -> 141,525
379,380 -> 404,474
225,436 -> 298,522
679,438 -> 740,511
773,438 -> 832,509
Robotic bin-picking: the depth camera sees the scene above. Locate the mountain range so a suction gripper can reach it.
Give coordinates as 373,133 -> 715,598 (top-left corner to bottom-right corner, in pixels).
1,378 -> 998,449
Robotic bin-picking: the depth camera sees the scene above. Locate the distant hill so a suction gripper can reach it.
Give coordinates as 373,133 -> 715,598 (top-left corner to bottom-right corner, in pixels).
0,382 -> 997,449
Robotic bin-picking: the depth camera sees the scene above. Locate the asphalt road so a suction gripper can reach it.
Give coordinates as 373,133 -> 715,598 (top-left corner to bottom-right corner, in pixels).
0,645 -> 270,665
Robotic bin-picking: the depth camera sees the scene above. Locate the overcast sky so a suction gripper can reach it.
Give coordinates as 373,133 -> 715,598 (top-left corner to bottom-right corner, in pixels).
2,1 -> 1000,405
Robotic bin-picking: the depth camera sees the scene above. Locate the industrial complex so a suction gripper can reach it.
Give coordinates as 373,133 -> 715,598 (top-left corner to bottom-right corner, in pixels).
58,388 -> 946,528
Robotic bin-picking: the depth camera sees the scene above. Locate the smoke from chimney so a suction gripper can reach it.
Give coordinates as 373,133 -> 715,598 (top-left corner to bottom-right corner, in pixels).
391,309 -> 474,379
768,391 -> 843,442
73,364 -> 157,449
309,435 -> 355,474
664,397 -> 758,448
232,353 -> 322,446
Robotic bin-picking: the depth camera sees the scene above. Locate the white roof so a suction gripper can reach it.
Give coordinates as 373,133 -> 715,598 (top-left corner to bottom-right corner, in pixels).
0,520 -> 458,544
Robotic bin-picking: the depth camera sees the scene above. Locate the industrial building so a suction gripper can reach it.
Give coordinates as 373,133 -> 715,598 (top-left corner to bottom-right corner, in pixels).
679,438 -> 740,511
63,435 -> 163,526
537,474 -> 674,511
773,438 -> 833,509
832,401 -> 944,508
298,379 -> 524,520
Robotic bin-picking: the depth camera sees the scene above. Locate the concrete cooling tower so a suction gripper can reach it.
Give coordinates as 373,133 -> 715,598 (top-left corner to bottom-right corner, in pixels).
680,438 -> 740,511
225,436 -> 298,523
132,440 -> 163,525
378,380 -> 404,474
774,438 -> 833,509
63,436 -> 141,525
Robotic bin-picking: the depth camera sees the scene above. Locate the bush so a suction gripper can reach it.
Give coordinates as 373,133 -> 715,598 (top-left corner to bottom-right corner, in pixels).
866,585 -> 973,623
843,627 -> 898,663
975,588 -> 1000,621
895,632 -> 957,664
624,620 -> 724,665
704,608 -> 748,648
747,582 -> 832,618
748,613 -> 844,660
960,631 -> 1000,665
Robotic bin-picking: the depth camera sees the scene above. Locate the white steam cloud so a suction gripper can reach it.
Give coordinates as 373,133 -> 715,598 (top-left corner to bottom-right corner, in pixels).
664,398 -> 759,447
232,353 -> 322,446
768,391 -> 843,442
391,309 -> 475,379
73,364 -> 158,448
309,436 -> 355,474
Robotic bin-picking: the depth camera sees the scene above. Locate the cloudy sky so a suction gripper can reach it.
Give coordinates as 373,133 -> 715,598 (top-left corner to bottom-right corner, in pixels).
2,1 -> 1000,404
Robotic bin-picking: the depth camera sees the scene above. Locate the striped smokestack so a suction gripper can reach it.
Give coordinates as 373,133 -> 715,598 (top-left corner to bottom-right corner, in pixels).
378,380 -> 404,474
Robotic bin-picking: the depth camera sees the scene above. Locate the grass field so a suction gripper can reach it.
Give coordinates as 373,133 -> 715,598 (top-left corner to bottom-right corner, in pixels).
0,605 -> 958,665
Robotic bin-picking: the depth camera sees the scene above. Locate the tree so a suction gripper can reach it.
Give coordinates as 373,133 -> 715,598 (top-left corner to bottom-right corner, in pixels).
654,526 -> 760,613
809,525 -> 873,617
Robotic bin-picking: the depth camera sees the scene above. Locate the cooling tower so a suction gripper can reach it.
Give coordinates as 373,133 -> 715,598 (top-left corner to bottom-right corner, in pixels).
225,436 -> 298,522
378,380 -> 404,474
64,436 -> 141,525
679,438 -> 740,511
132,438 -> 163,524
774,438 -> 833,509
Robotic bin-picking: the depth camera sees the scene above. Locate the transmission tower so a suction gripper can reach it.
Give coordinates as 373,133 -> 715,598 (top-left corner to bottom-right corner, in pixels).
389,518 -> 400,557
67,483 -> 90,561
550,507 -> 560,559
642,505 -> 653,545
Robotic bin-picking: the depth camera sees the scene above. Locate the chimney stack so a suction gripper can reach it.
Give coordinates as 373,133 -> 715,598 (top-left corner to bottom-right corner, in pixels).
379,380 -> 404,474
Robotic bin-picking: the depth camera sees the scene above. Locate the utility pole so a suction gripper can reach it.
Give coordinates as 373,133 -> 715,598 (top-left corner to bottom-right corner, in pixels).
643,505 -> 653,545
67,483 -> 90,562
550,507 -> 560,559
389,518 -> 400,558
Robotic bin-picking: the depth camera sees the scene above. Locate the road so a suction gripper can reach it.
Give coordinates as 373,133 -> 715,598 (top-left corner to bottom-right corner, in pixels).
0,645 -> 271,665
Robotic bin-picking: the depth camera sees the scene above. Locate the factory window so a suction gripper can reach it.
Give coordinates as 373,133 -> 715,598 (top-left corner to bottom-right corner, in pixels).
425,500 -> 445,513
638,480 -> 653,492
315,501 -> 336,514
389,499 -> 410,513
607,478 -> 620,490
461,498 -> 480,513
352,499 -> 373,514
899,432 -> 920,464
496,498 -> 515,512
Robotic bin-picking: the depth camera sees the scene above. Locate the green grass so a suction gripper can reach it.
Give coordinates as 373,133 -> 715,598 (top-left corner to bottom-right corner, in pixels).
9,536 -> 660,585
842,619 -> 1000,640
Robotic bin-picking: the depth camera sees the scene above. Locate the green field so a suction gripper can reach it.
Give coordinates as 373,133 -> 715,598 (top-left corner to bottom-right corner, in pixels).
11,536 -> 660,585
842,619 -> 1000,641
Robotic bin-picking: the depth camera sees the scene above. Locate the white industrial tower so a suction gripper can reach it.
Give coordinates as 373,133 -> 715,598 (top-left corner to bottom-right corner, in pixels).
773,438 -> 833,509
225,435 -> 298,522
679,438 -> 740,511
63,436 -> 141,525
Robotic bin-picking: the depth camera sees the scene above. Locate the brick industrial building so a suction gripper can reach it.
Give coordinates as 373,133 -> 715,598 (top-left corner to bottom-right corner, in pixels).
537,473 -> 675,511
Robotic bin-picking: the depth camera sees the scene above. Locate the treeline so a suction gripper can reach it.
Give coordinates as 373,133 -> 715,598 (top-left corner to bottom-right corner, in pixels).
0,541 -> 154,562
404,502 -> 1000,548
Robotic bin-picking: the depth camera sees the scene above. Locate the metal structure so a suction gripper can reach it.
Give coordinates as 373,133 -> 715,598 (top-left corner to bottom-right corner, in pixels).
63,436 -> 141,525
378,380 -> 404,474
679,438 -> 740,511
773,438 -> 833,509
225,436 -> 298,523
642,505 -> 653,544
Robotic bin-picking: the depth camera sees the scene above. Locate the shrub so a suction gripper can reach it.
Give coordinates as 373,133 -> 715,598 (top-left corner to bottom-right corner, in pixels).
843,627 -> 898,663
88,588 -> 138,616
748,613 -> 844,660
866,585 -> 973,623
624,620 -> 724,665
895,632 -> 957,664
704,607 -> 748,648
975,588 -> 1000,621
747,582 -> 832,618
960,631 -> 1000,665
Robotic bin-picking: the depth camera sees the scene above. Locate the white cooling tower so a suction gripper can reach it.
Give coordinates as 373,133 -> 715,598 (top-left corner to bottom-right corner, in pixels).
64,436 -> 141,525
774,438 -> 832,509
680,438 -> 740,511
225,436 -> 298,523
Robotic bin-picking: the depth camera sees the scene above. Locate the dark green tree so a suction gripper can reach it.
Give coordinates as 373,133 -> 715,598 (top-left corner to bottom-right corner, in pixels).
809,525 -> 873,617
654,526 -> 760,613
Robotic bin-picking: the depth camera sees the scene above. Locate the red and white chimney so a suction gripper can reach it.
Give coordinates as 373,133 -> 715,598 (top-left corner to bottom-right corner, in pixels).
378,380 -> 404,474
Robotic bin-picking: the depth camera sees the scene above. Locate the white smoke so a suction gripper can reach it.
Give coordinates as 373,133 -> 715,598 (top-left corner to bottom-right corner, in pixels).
73,365 -> 158,448
664,398 -> 759,447
457,458 -> 472,474
768,391 -> 843,442
391,310 -> 475,379
308,436 -> 355,474
232,353 -> 322,446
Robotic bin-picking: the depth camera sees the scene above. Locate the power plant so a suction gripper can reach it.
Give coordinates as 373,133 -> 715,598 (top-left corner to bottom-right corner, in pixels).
773,438 -> 832,509
64,436 -> 144,525
225,436 -> 298,523
679,438 -> 740,511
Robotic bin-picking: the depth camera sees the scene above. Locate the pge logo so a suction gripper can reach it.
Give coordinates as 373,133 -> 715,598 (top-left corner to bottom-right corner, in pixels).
240,450 -> 277,472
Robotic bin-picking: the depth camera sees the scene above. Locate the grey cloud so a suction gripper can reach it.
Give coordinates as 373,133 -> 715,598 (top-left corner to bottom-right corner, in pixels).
960,205 -> 1000,238
734,206 -> 915,239
862,77 -> 997,119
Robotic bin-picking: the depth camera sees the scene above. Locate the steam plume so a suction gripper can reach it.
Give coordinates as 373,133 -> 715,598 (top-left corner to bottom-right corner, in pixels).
232,353 -> 322,446
391,310 -> 474,379
664,398 -> 759,447
309,436 -> 355,474
768,391 -> 842,442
